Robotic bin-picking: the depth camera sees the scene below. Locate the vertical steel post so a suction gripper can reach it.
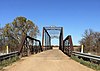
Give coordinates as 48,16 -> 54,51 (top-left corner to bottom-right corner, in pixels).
61,27 -> 64,52
45,31 -> 46,50
42,27 -> 44,50
59,31 -> 61,50
69,36 -> 74,51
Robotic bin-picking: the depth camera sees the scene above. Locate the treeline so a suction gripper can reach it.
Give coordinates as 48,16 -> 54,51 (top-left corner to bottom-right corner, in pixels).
79,29 -> 100,55
0,16 -> 39,52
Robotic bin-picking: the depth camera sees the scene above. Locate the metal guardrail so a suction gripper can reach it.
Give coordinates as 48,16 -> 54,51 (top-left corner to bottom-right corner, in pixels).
0,51 -> 19,61
72,51 -> 100,61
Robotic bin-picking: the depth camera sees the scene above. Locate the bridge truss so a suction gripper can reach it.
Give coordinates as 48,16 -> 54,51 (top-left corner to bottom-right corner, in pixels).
42,26 -> 63,50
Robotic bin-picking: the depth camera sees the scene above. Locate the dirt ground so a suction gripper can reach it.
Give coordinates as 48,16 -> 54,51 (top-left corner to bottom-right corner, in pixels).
3,49 -> 95,71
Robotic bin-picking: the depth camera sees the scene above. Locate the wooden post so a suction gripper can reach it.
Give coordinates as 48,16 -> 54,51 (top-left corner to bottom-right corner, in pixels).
6,46 -> 9,54
81,45 -> 84,53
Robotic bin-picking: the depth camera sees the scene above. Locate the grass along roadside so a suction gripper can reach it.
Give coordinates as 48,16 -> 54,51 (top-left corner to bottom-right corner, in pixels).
71,55 -> 100,71
0,56 -> 19,70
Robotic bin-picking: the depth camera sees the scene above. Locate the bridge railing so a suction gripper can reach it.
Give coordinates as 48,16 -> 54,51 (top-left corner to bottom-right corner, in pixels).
0,51 -> 19,61
18,35 -> 42,57
0,35 -> 42,63
72,51 -> 100,64
63,35 -> 74,56
72,51 -> 100,61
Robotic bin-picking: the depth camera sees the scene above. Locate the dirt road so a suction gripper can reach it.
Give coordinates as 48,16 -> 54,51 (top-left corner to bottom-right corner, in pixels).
4,49 -> 95,71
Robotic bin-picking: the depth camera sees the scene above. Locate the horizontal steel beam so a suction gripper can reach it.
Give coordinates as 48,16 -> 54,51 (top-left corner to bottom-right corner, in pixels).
44,27 -> 62,30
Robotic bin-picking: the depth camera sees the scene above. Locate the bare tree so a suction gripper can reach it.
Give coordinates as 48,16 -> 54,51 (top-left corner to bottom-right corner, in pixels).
79,29 -> 100,55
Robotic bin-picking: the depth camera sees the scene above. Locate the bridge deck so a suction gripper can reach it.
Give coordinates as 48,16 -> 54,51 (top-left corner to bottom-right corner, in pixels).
4,49 -> 94,71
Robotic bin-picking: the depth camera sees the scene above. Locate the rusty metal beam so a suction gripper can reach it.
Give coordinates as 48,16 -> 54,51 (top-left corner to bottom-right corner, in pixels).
18,34 -> 42,56
44,27 -> 51,37
63,35 -> 74,56
45,27 -> 62,30
18,34 -> 27,53
61,27 -> 64,51
42,27 -> 44,49
68,36 -> 74,51
42,27 -> 51,50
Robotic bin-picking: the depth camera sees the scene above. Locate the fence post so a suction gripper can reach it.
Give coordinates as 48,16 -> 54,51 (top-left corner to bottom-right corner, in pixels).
81,45 -> 84,53
6,45 -> 9,54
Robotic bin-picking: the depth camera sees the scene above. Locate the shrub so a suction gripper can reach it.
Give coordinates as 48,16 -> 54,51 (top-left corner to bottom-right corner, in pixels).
71,55 -> 100,70
0,55 -> 19,70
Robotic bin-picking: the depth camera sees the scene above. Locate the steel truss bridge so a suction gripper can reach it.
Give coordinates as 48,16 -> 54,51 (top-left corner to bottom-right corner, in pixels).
17,26 -> 74,57
0,26 -> 100,66
0,26 -> 100,71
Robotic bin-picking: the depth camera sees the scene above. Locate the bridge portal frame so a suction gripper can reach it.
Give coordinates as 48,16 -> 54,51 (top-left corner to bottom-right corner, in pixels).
42,26 -> 63,50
